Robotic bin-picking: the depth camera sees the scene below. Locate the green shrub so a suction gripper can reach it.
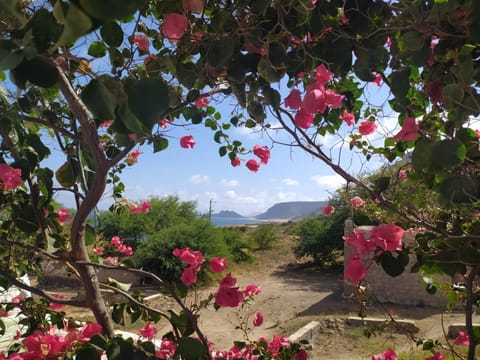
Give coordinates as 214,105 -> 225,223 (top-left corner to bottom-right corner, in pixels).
134,220 -> 231,283
251,223 -> 277,250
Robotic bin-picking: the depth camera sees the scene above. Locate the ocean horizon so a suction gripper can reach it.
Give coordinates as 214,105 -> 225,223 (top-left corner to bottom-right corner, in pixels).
210,216 -> 265,227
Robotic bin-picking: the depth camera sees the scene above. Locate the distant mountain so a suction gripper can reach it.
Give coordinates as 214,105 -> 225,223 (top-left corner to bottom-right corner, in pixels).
212,210 -> 245,218
254,201 -> 327,220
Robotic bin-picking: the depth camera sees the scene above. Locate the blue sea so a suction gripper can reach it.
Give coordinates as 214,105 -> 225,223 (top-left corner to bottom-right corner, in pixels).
210,216 -> 264,227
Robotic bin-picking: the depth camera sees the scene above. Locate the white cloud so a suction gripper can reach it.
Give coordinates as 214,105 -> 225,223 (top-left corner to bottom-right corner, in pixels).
275,191 -> 297,202
225,190 -> 237,199
311,174 -> 346,188
189,174 -> 209,184
281,178 -> 299,186
220,179 -> 239,187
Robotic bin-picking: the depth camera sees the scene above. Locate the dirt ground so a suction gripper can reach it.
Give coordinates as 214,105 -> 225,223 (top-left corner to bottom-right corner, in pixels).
143,239 -> 469,359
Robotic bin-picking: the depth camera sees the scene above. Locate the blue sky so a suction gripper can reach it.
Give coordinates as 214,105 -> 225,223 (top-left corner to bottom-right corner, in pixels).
87,83 -> 398,217
40,79 -> 402,217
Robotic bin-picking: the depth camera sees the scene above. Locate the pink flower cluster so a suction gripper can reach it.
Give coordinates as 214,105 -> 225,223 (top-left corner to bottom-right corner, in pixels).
126,150 -> 141,165
0,164 -> 23,191
215,273 -> 261,308
111,236 -> 133,256
173,247 -> 207,286
344,224 -> 405,285
0,323 -> 102,359
130,201 -> 151,214
55,208 -> 70,224
180,135 -> 196,149
245,145 -> 271,173
284,64 -> 346,129
212,335 -> 306,360
371,348 -> 398,360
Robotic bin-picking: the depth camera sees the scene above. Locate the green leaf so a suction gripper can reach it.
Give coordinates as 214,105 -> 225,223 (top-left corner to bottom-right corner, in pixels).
430,139 -> 466,171
28,8 -> 62,52
153,137 -> 169,153
108,278 -> 132,292
88,41 -> 107,57
57,3 -> 92,46
379,251 -> 409,277
247,101 -> 266,122
79,0 -> 148,21
390,68 -> 411,99
76,347 -> 101,360
437,175 -> 478,204
257,58 -> 285,82
401,31 -> 425,51
125,78 -> 169,130
411,138 -> 433,172
55,161 -> 76,187
207,38 -> 235,68
81,77 -> 118,121
442,83 -> 464,107
175,62 -> 198,89
219,146 -> 227,157
85,224 -> 95,246
175,337 -> 208,360
0,40 -> 23,70
12,56 -> 59,88
262,86 -> 281,109
101,22 -> 124,47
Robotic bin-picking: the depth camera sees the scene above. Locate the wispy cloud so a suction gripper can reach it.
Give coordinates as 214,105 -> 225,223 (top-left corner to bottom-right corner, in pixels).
220,179 -> 239,187
311,174 -> 346,188
189,174 -> 209,184
281,178 -> 299,186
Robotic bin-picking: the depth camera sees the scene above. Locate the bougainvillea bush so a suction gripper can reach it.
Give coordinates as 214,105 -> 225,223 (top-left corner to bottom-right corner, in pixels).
1,0 -> 480,358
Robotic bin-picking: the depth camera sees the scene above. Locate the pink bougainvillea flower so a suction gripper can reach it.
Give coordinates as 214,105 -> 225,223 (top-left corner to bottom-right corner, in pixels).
156,338 -> 177,359
393,117 -> 419,141
294,109 -> 314,129
284,89 -> 302,110
194,97 -> 209,108
315,64 -> 333,85
398,170 -> 408,181
104,256 -> 118,266
132,34 -> 149,52
173,247 -> 205,268
219,272 -> 237,287
340,110 -> 355,126
372,72 -> 382,86
345,253 -> 367,285
454,331 -> 470,345
111,236 -> 121,246
358,120 -> 377,135
322,204 -> 335,216
425,352 -> 445,360
55,208 -> 70,224
93,247 -> 104,256
210,257 -> 227,272
295,349 -> 308,360
0,164 -> 23,191
243,284 -> 261,297
181,266 -> 198,286
350,196 -> 365,209
253,145 -> 270,165
98,120 -> 113,128
386,37 -> 392,47
49,294 -> 69,311
231,157 -> 241,167
325,89 -> 344,109
138,321 -> 157,340
246,159 -> 260,172
253,312 -> 263,327
11,295 -> 23,304
381,348 -> 398,360
302,87 -> 326,114
344,229 -> 375,255
22,330 -> 67,358
180,135 -> 196,149
425,78 -> 444,104
215,284 -> 244,307
161,13 -> 188,42
370,224 -> 404,252
130,201 -> 151,214
126,150 -> 141,165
